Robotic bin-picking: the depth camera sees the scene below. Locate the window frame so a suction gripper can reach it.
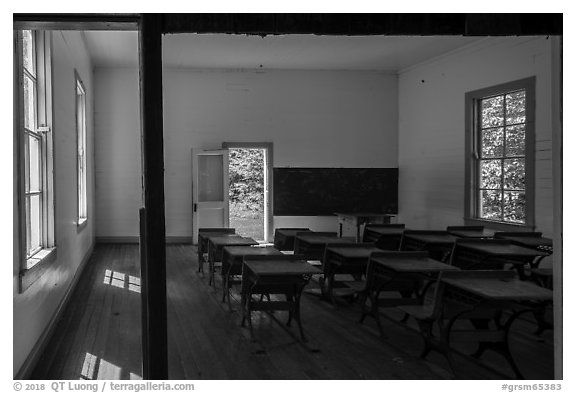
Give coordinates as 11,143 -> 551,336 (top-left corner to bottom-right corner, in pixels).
75,71 -> 88,229
15,29 -> 56,292
464,77 -> 536,231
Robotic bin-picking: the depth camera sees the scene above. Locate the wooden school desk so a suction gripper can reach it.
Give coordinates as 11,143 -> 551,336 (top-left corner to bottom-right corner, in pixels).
207,235 -> 259,286
400,230 -> 458,261
273,228 -> 311,251
321,244 -> 383,305
440,271 -> 552,379
494,232 -> 553,269
241,256 -> 320,341
359,252 -> 459,337
197,229 -> 235,273
452,239 -> 549,277
293,233 -> 353,261
447,226 -> 494,239
362,224 -> 405,250
220,246 -> 283,306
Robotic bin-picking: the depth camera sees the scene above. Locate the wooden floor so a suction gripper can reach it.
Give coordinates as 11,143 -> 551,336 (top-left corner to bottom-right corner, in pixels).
31,244 -> 554,380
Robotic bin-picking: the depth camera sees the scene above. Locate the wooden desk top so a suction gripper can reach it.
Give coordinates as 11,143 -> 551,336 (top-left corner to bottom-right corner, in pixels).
275,229 -> 311,236
223,246 -> 282,257
449,229 -> 494,239
458,242 -> 548,258
295,235 -> 353,245
365,227 -> 405,236
244,260 -> 320,276
210,236 -> 259,247
372,256 -> 460,273
496,235 -> 553,249
442,276 -> 553,301
326,246 -> 382,259
403,233 -> 457,245
201,233 -> 240,240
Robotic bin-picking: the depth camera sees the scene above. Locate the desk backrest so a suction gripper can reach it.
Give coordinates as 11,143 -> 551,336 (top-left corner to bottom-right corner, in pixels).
362,223 -> 405,247
293,232 -> 338,254
296,232 -> 338,237
199,228 -> 235,234
448,238 -> 512,270
244,254 -> 306,262
399,230 -> 450,250
446,225 -> 484,232
494,231 -> 543,238
273,228 -> 311,250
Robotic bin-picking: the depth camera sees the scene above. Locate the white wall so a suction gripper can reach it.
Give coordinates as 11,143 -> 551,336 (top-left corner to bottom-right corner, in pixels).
94,68 -> 142,238
13,31 -> 95,377
94,67 -> 398,238
398,37 -> 554,236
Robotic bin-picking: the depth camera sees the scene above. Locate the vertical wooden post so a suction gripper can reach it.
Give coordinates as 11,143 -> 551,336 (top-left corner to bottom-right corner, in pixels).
139,14 -> 168,380
551,35 -> 562,380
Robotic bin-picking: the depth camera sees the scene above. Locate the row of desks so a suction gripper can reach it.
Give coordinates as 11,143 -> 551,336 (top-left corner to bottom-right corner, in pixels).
195,227 -> 553,378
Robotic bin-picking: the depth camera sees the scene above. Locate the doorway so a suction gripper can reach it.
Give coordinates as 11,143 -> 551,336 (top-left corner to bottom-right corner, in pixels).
223,142 -> 273,243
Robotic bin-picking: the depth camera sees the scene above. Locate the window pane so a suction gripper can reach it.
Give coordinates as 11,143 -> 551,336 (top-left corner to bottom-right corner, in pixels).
506,90 -> 526,125
505,124 -> 525,157
480,190 -> 502,220
503,158 -> 525,190
198,155 -> 224,202
481,159 -> 502,189
481,95 -> 504,128
28,194 -> 42,254
28,134 -> 41,192
481,127 -> 504,158
503,191 -> 525,223
22,30 -> 35,75
23,75 -> 36,131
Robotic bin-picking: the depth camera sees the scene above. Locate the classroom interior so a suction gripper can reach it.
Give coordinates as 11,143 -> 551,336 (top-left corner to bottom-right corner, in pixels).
13,14 -> 562,380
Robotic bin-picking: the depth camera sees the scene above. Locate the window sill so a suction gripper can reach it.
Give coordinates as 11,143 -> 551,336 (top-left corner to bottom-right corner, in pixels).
20,247 -> 57,293
464,217 -> 535,232
77,217 -> 88,232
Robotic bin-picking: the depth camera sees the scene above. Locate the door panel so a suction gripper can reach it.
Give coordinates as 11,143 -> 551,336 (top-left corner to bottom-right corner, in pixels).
192,148 -> 229,243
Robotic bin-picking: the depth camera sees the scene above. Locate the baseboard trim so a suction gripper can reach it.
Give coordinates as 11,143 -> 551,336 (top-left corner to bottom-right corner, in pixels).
96,236 -> 139,244
96,236 -> 192,244
15,241 -> 95,379
166,236 -> 192,244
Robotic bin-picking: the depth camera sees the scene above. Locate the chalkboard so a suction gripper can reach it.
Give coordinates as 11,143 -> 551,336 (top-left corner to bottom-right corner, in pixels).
273,168 -> 398,216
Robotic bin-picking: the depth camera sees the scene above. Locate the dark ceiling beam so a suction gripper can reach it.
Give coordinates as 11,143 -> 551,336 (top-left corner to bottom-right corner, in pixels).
13,13 -> 139,30
13,13 -> 562,36
161,13 -> 562,36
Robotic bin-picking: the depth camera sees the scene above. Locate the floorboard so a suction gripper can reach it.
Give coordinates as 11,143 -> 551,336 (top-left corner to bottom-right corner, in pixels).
30,244 -> 554,380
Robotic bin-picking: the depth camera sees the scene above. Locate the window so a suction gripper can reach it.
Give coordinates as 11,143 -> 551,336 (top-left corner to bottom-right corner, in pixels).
465,77 -> 535,229
76,74 -> 88,226
16,30 -> 56,287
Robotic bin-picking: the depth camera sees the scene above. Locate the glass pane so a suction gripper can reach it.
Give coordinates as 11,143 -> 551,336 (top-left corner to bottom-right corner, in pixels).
505,124 -> 525,157
28,134 -> 41,192
481,127 -> 503,158
22,30 -> 35,75
480,190 -> 502,220
23,75 -> 36,131
481,159 -> 502,189
198,154 -> 224,202
24,135 -> 30,193
504,158 -> 525,190
28,194 -> 42,254
506,90 -> 526,125
503,191 -> 525,223
481,95 -> 504,128
25,196 -> 31,255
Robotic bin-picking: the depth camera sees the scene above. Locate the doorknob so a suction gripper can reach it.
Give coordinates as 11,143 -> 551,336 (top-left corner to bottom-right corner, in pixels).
194,203 -> 197,212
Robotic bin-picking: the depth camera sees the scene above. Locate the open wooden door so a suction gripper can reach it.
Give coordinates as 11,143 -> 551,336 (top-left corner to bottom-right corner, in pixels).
192,148 -> 229,244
